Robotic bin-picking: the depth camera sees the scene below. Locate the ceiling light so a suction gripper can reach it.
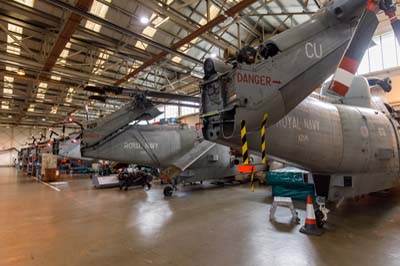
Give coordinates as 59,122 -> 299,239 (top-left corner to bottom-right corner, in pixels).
210,53 -> 217,58
42,118 -> 46,121
140,17 -> 149,24
17,70 -> 25,76
155,17 -> 170,28
8,115 -> 12,118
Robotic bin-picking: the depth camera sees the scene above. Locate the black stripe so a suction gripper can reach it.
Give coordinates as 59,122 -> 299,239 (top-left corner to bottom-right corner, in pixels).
243,150 -> 248,160
241,135 -> 247,145
241,120 -> 246,129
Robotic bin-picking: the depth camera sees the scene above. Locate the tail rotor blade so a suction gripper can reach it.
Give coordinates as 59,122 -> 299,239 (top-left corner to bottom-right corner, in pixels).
381,1 -> 400,44
387,13 -> 400,45
329,7 -> 379,96
391,20 -> 400,44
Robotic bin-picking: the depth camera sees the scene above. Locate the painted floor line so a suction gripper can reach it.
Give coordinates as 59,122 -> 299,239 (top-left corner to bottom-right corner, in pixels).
31,177 -> 61,192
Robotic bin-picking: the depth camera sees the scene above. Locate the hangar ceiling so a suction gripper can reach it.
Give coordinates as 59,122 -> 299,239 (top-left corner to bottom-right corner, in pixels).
0,0 -> 321,127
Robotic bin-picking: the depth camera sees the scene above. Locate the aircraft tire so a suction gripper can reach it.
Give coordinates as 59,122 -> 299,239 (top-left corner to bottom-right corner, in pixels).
315,209 -> 325,228
163,186 -> 173,197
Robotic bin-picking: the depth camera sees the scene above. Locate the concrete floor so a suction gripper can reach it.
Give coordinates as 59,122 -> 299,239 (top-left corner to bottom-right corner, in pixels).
1,168 -> 400,266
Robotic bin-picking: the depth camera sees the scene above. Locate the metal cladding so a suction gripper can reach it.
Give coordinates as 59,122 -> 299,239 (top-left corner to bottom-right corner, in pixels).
199,0 -> 400,202
201,0 -> 367,143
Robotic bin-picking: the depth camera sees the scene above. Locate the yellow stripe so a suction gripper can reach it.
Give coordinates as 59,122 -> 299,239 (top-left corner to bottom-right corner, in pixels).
261,113 -> 268,165
263,113 -> 268,123
241,127 -> 247,138
242,143 -> 248,153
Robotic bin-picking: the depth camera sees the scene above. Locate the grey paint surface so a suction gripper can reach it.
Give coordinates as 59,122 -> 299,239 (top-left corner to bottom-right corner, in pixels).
200,0 -> 400,200
81,124 -> 263,183
202,0 -> 366,139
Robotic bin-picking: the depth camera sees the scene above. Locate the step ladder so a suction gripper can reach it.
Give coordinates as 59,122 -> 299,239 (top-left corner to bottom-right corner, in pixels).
269,196 -> 300,224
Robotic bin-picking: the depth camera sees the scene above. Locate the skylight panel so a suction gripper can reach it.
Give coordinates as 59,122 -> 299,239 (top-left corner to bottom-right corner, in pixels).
93,49 -> 112,75
1,101 -> 10,110
58,42 -> 72,66
172,56 -> 182,63
135,41 -> 148,50
3,76 -> 14,94
14,0 -> 34,7
6,66 -> 18,72
28,104 -> 35,112
37,82 -> 48,100
50,105 -> 58,114
65,87 -> 74,103
85,0 -> 112,33
6,24 -> 23,55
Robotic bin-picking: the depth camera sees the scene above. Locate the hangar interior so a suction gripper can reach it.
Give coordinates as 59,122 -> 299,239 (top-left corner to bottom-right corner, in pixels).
2,0 -> 400,266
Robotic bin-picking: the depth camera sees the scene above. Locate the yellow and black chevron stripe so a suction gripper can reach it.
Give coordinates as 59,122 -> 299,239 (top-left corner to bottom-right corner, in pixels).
240,120 -> 249,164
261,113 -> 268,164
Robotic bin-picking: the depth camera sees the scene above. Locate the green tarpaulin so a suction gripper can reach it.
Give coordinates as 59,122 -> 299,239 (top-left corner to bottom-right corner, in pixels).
267,167 -> 315,201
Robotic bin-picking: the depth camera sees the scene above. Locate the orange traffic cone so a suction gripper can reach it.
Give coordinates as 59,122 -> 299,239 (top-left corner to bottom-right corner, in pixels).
300,195 -> 323,236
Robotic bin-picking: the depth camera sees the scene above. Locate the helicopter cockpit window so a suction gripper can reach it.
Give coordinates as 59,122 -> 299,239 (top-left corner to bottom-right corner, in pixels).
237,46 -> 257,64
258,41 -> 280,59
384,103 -> 394,114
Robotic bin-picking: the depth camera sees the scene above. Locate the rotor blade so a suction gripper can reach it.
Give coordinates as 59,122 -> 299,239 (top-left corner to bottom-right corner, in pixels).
385,6 -> 400,46
329,6 -> 379,96
391,19 -> 400,45
84,86 -> 200,103
88,95 -> 107,102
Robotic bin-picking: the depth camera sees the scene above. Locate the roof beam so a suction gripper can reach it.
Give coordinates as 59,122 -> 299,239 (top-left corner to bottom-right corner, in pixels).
115,0 -> 259,86
44,0 -> 202,66
42,0 -> 94,73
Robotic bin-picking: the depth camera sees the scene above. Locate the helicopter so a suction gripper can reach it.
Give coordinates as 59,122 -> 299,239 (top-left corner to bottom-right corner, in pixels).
200,0 -> 400,225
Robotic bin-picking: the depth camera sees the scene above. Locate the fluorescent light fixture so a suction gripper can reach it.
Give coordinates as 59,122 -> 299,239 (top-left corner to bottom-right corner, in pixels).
17,69 -> 25,76
140,17 -> 149,24
155,17 -> 170,28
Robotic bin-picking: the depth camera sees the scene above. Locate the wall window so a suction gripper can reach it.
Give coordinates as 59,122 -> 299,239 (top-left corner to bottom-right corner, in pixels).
180,101 -> 199,116
358,32 -> 400,74
165,105 -> 179,118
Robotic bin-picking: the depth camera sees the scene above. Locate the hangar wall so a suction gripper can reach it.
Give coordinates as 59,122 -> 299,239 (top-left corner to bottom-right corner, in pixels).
385,76 -> 400,105
0,126 -> 75,167
179,113 -> 200,126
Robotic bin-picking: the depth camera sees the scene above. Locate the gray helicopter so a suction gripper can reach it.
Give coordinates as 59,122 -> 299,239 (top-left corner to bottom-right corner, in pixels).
55,95 -> 264,196
200,0 -> 400,212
